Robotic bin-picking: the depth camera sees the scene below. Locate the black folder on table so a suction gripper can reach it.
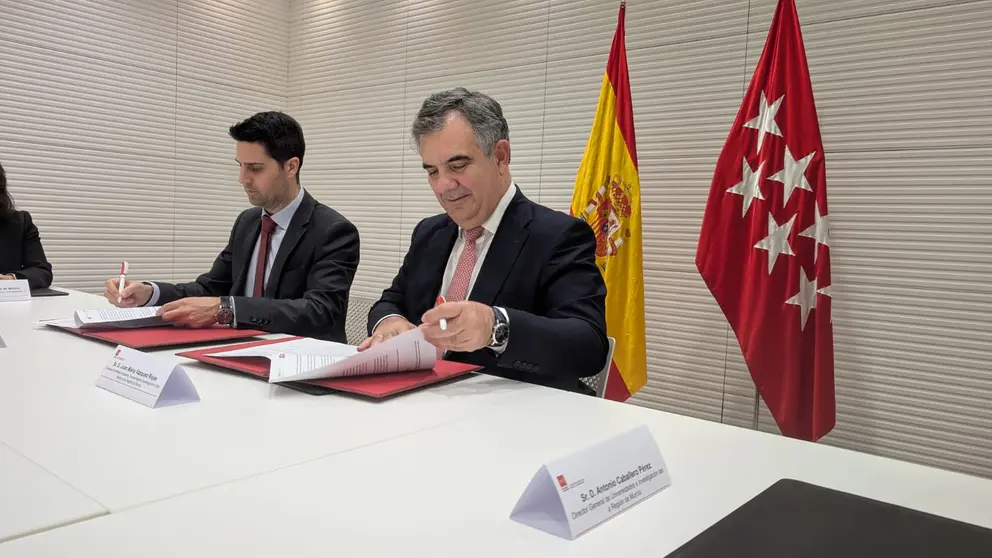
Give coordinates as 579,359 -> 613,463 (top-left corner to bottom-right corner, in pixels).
30,287 -> 69,297
665,479 -> 992,558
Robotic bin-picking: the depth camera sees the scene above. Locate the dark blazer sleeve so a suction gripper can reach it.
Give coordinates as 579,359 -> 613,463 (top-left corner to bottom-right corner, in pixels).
12,212 -> 54,289
154,213 -> 241,304
366,220 -> 423,334
232,217 -> 360,337
498,219 -> 609,380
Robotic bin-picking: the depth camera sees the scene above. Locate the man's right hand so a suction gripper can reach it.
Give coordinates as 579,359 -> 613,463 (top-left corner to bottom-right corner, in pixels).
357,316 -> 416,351
104,278 -> 153,308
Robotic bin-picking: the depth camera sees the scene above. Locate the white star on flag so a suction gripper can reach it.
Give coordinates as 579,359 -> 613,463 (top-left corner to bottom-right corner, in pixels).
754,212 -> 797,274
726,157 -> 766,217
769,146 -> 815,206
786,268 -> 817,330
800,201 -> 830,262
817,283 -> 833,323
743,91 -> 784,153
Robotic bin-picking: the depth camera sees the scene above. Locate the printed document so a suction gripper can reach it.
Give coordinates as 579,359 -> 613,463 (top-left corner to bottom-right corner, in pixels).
72,307 -> 166,329
206,328 -> 436,382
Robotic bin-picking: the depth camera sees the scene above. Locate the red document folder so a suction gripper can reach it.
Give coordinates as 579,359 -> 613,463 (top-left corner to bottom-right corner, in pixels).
50,324 -> 267,349
177,337 -> 481,398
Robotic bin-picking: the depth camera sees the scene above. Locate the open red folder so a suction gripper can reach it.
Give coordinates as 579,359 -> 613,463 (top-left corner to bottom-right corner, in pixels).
48,323 -> 267,349
177,337 -> 481,398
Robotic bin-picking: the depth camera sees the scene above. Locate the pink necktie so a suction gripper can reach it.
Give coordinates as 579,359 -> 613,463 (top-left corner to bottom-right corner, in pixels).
445,227 -> 484,303
438,227 -> 484,359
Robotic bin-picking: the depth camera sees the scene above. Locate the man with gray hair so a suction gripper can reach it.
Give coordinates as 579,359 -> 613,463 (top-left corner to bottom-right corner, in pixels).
361,87 -> 609,395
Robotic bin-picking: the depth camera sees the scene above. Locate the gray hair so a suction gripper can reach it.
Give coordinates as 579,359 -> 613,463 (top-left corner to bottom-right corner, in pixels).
411,87 -> 509,156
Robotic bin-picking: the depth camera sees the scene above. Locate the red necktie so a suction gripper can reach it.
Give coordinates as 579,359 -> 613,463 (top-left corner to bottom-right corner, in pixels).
438,227 -> 484,358
252,214 -> 276,297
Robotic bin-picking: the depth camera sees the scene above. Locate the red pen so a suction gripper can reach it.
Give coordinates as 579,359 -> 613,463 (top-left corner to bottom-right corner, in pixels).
436,296 -> 447,331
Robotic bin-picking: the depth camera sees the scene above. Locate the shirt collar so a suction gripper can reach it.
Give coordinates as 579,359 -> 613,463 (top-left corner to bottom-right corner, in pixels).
472,182 -> 516,238
266,187 -> 306,230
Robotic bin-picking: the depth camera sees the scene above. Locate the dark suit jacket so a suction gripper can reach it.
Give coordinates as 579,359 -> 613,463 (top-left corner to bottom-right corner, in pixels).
368,187 -> 609,394
0,210 -> 53,289
155,190 -> 360,342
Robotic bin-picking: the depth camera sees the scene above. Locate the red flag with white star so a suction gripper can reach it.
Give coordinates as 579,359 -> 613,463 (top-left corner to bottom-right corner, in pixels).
696,0 -> 835,441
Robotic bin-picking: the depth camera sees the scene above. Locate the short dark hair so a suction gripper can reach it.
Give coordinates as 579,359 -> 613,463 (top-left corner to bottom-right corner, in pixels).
229,111 -> 306,182
412,88 -> 509,156
0,163 -> 14,223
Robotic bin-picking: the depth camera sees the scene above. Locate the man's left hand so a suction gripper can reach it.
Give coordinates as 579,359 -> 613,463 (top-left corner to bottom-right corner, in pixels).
158,297 -> 222,328
420,301 -> 494,353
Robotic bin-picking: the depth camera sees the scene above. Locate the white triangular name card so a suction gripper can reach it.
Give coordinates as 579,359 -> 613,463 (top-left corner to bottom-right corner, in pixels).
96,345 -> 200,408
0,279 -> 31,302
510,425 -> 672,540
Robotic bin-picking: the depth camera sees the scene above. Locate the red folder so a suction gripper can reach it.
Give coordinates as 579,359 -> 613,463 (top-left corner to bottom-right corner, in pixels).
177,337 -> 481,398
49,324 -> 267,349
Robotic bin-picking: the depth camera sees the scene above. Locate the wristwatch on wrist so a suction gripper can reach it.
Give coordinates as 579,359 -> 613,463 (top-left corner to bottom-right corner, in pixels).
216,296 -> 235,326
488,306 -> 509,350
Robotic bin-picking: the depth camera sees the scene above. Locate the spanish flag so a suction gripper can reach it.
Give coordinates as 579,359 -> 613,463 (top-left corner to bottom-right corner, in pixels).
570,1 -> 646,401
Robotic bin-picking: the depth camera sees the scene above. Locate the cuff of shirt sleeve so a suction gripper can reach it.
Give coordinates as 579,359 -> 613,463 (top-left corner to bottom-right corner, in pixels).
144,282 -> 161,306
490,306 -> 509,354
371,313 -> 404,336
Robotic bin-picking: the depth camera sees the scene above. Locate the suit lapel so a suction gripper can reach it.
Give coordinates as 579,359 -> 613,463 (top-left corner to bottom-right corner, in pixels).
469,189 -> 531,305
265,192 -> 315,297
232,211 -> 262,296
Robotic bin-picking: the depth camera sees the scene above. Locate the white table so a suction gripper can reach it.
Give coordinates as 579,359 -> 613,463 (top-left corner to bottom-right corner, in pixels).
0,291 -> 543,515
2,381 -> 990,556
0,442 -> 105,544
2,290 -> 992,555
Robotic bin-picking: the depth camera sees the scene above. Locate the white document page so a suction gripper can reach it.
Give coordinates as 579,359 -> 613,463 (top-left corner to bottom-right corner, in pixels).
39,318 -> 79,329
267,353 -> 354,380
208,329 -> 436,383
207,337 -> 354,359
73,307 -> 166,329
205,337 -> 359,381
270,328 -> 436,382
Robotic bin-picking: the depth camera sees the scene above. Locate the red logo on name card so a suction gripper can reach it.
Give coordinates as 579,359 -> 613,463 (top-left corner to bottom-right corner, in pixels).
115,349 -> 121,357
557,475 -> 567,488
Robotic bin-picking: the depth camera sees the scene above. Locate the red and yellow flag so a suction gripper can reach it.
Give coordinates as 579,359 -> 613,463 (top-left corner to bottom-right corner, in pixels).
570,2 -> 646,401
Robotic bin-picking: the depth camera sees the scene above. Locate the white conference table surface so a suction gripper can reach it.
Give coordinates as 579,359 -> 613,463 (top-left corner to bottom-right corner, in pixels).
2,383 -> 991,557
0,442 -> 105,544
0,291 -> 545,516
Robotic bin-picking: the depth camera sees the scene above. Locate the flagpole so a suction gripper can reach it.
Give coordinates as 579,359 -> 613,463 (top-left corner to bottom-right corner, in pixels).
752,388 -> 760,429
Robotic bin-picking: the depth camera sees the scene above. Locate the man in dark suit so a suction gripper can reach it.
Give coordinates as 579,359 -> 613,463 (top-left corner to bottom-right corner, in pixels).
361,88 -> 608,394
104,111 -> 360,342
0,162 -> 54,289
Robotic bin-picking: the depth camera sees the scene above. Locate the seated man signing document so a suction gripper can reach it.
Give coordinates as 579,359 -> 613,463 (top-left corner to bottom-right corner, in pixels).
362,88 -> 608,394
104,111 -> 360,341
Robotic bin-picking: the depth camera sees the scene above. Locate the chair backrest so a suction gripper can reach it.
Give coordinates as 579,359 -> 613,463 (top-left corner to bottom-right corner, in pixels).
580,336 -> 616,398
344,296 -> 378,345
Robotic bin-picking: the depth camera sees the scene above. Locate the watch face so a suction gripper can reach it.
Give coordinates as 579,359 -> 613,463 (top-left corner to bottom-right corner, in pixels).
493,323 -> 509,344
217,309 -> 234,325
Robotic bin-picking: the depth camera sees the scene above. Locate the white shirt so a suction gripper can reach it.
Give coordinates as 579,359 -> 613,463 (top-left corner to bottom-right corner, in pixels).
146,187 -> 306,305
243,186 -> 306,297
438,181 -> 517,299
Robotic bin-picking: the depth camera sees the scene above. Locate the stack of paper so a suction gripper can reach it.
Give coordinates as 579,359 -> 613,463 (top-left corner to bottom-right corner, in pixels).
42,307 -> 168,330
206,328 -> 436,382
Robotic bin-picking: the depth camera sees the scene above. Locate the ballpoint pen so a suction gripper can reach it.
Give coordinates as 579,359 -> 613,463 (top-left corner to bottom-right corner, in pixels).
117,261 -> 129,304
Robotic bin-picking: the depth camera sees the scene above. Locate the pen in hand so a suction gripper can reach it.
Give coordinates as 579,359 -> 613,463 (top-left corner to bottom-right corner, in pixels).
117,261 -> 129,304
436,296 -> 447,331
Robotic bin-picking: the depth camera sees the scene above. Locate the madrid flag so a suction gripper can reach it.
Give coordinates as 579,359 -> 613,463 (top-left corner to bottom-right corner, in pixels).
696,0 -> 835,441
570,2 -> 647,401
